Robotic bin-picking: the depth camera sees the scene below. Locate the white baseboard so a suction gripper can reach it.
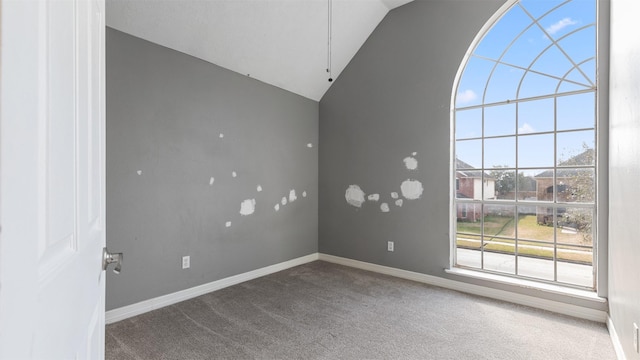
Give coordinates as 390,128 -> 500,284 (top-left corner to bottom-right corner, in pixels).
105,253 -> 319,324
607,316 -> 628,360
318,253 -> 608,323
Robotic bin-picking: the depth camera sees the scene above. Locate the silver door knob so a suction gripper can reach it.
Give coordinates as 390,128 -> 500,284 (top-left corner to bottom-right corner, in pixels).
103,248 -> 123,274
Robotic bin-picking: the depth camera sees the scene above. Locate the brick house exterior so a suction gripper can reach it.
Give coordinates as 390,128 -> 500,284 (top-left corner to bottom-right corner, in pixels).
456,158 -> 495,222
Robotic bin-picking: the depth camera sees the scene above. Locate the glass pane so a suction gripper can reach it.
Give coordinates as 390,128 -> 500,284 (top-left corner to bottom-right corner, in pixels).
531,169 -> 554,201
530,45 -> 574,78
518,98 -> 554,134
484,251 -> 516,274
474,5 -> 531,60
456,247 -> 481,269
485,64 -> 525,104
489,168 -> 516,200
485,136 -> 515,168
517,169 -> 539,200
556,168 -> 594,203
518,254 -> 555,281
485,104 -> 515,137
539,0 -> 596,41
557,130 -> 594,165
502,24 -> 552,67
557,26 -> 596,67
483,204 -> 515,237
564,64 -> 592,86
518,133 -> 554,168
457,203 -> 482,231
456,139 -> 482,169
558,207 -> 594,246
456,56 -> 495,108
518,206 -> 555,242
557,92 -> 595,131
557,258 -> 593,288
456,108 -> 482,139
519,0 -> 566,20
518,71 -> 561,99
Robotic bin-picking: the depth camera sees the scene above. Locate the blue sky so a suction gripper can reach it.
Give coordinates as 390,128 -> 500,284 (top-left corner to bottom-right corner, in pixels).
454,0 -> 596,172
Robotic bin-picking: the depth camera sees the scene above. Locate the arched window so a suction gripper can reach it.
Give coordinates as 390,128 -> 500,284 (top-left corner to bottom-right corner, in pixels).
452,0 -> 597,289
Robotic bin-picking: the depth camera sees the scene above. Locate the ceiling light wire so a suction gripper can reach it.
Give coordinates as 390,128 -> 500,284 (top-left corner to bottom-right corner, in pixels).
327,0 -> 333,82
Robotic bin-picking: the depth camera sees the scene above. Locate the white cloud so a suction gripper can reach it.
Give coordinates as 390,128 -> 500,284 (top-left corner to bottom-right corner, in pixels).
545,17 -> 578,35
518,122 -> 535,134
457,89 -> 477,104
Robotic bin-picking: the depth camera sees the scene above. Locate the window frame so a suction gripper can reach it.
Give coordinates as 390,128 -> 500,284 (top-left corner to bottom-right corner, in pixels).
449,0 -> 607,293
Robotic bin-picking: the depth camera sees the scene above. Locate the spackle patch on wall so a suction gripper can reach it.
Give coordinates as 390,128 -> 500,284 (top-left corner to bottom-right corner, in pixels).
395,199 -> 404,207
232,171 -> 237,178
367,193 -> 380,202
257,185 -> 263,192
401,179 -> 424,200
345,185 -> 366,208
289,189 -> 297,202
403,156 -> 418,170
209,177 -> 215,185
225,221 -> 232,228
307,143 -> 313,148
281,197 -> 288,206
302,191 -> 307,198
274,203 -> 280,211
240,199 -> 256,216
219,133 -> 224,139
391,192 -> 399,199
137,170 -> 142,175
380,203 -> 390,212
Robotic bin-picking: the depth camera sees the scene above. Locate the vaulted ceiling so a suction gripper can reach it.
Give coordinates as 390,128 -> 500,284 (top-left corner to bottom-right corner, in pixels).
106,0 -> 414,101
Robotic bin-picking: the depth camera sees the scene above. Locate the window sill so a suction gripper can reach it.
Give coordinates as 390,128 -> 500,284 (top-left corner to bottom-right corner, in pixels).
444,267 -> 606,304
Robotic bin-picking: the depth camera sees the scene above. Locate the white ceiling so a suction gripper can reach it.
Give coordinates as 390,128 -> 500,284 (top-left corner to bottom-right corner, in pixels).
106,0 -> 414,101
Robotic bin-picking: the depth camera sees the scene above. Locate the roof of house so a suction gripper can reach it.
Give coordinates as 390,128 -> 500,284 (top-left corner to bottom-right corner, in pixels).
455,158 -> 495,179
535,149 -> 594,178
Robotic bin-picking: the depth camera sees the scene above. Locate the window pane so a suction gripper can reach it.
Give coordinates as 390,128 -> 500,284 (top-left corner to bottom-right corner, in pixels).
485,136 -> 515,168
518,71 -> 561,99
485,104 -> 515,137
518,254 -> 555,281
484,250 -> 516,274
531,169 -> 554,201
556,168 -> 594,203
483,204 -> 515,237
502,24 -> 552,67
456,108 -> 482,139
557,93 -> 595,131
485,64 -> 525,104
456,247 -> 481,269
518,133 -> 554,168
531,45 -> 574,78
489,168 -> 516,200
474,5 -> 530,60
457,204 -> 482,232
518,206 -> 555,242
456,57 -> 495,108
557,130 -> 594,165
518,98 -> 554,134
557,26 -> 596,68
538,0 -> 596,41
456,139 -> 482,169
517,169 -> 539,200
558,207 -> 593,246
557,257 -> 593,288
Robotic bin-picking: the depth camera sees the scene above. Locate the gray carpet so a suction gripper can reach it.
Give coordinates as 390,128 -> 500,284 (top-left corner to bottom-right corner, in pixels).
106,261 -> 615,360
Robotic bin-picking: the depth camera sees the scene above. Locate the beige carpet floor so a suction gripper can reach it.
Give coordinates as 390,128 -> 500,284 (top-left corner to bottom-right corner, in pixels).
106,261 -> 615,359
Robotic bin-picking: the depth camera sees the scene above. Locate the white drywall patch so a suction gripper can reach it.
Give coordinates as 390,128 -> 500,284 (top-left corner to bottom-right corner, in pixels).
380,203 -> 390,212
232,171 -> 237,178
395,199 -> 404,207
209,177 -> 215,185
274,203 -> 280,211
302,191 -> 307,198
240,199 -> 256,216
219,133 -> 224,138
307,143 -> 313,148
391,192 -> 399,199
136,170 -> 142,175
289,189 -> 297,202
281,197 -> 288,206
225,221 -> 232,227
412,152 -> 417,156
401,179 -> 424,200
257,185 -> 263,192
403,156 -> 418,170
345,185 -> 366,208
367,193 -> 380,202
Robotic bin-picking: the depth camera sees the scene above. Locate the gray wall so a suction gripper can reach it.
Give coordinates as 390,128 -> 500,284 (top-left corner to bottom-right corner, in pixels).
609,0 -> 640,358
106,28 -> 318,310
319,0 -> 605,310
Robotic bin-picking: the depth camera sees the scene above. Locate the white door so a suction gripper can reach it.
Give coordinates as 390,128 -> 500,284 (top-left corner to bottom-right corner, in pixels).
0,0 -> 107,358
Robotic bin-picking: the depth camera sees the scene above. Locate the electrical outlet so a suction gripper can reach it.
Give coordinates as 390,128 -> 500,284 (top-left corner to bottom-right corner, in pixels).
182,256 -> 190,269
387,241 -> 394,252
634,322 -> 639,353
